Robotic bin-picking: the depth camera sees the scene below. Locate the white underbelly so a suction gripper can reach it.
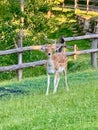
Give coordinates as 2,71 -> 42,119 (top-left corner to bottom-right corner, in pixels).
58,67 -> 64,73
47,66 -> 64,74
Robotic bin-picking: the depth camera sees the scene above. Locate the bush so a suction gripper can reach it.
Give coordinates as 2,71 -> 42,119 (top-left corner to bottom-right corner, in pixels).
39,4 -> 50,13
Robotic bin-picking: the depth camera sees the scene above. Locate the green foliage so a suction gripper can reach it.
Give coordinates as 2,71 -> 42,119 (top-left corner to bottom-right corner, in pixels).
39,3 -> 50,13
0,0 -> 98,80
0,0 -> 20,74
64,0 -> 74,5
25,0 -> 50,13
54,0 -> 64,5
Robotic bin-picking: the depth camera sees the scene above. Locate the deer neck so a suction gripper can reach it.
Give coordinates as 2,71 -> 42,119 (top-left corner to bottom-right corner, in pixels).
47,57 -> 55,74
47,57 -> 54,66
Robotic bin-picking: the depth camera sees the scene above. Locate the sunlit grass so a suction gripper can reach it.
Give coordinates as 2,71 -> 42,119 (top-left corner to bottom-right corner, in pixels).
55,15 -> 67,23
53,7 -> 98,19
76,9 -> 98,19
0,70 -> 98,130
52,7 -> 73,12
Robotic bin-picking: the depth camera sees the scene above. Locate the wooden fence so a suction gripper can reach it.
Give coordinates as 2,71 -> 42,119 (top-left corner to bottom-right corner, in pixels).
64,0 -> 98,13
0,34 -> 98,80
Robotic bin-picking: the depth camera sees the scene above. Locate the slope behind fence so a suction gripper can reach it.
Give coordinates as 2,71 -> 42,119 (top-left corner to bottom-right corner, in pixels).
0,34 -> 98,80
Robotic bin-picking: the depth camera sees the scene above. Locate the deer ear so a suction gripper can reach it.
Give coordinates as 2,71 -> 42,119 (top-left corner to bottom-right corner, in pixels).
40,45 -> 47,52
54,45 -> 60,52
51,44 -> 55,49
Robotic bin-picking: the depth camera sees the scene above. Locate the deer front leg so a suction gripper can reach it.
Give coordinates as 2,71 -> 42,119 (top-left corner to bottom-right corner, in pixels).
46,74 -> 50,95
53,72 -> 60,94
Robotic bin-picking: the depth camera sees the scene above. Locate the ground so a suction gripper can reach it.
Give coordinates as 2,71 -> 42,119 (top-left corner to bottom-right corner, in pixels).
0,69 -> 98,130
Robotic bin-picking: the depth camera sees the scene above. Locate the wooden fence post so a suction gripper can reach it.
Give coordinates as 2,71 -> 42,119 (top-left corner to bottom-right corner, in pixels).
91,20 -> 98,68
83,19 -> 90,34
74,0 -> 78,14
17,29 -> 23,81
91,39 -> 98,68
87,0 -> 90,14
17,0 -> 24,81
74,44 -> 78,61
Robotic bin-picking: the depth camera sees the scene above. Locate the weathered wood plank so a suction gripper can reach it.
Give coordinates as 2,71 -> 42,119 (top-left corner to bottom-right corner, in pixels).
0,45 -> 42,56
0,60 -> 46,72
1,48 -> 98,72
74,0 -> 78,14
91,39 -> 98,68
17,29 -> 23,81
0,34 -> 98,56
67,48 -> 98,56
63,34 -> 98,42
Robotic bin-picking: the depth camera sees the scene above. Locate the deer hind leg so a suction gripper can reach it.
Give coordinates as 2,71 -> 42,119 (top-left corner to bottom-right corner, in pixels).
53,72 -> 60,94
63,70 -> 69,91
46,74 -> 50,95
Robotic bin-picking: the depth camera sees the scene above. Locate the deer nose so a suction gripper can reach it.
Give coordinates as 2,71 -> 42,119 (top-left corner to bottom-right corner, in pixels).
48,53 -> 51,56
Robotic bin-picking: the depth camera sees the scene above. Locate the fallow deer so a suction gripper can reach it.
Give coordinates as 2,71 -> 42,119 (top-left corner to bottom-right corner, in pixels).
42,44 -> 69,95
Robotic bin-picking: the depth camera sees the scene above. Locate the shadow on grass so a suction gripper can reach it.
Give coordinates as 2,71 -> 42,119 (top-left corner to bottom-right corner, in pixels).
0,86 -> 25,98
0,77 -> 46,98
52,9 -> 75,17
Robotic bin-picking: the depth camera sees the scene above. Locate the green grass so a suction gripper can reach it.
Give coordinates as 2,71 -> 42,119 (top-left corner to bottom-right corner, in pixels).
0,70 -> 98,130
76,9 -> 98,19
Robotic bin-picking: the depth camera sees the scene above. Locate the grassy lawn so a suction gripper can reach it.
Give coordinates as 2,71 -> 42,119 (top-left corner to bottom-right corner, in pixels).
76,9 -> 98,19
0,70 -> 98,130
53,7 -> 98,19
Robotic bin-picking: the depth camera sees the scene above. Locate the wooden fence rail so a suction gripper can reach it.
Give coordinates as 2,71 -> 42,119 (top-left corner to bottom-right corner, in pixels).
0,34 -> 98,56
0,60 -> 46,72
63,34 -> 98,42
0,48 -> 98,72
0,34 -> 98,80
0,45 -> 42,56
